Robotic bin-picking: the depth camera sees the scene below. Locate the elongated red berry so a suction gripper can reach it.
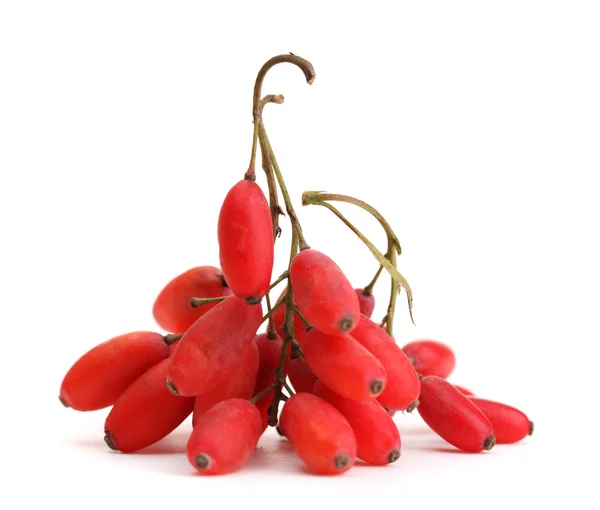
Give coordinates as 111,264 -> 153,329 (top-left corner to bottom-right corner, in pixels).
287,356 -> 317,394
271,289 -> 308,345
313,380 -> 400,466
254,390 -> 275,434
469,397 -> 534,444
298,328 -> 387,401
59,331 -> 169,411
254,333 -> 286,389
192,339 -> 259,425
402,339 -> 456,378
153,266 -> 232,333
418,376 -> 495,453
187,398 -> 262,475
280,393 -> 357,475
355,288 -> 375,318
167,296 -> 262,396
290,249 -> 360,335
453,384 -> 475,396
218,179 -> 274,303
104,359 -> 195,453
251,333 -> 285,432
351,314 -> 420,411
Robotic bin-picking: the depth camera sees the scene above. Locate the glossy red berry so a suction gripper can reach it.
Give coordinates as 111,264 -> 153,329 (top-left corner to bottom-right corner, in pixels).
355,288 -> 375,318
287,356 -> 317,394
351,314 -> 420,411
218,179 -> 274,303
59,331 -> 170,411
251,333 -> 286,432
192,339 -> 259,425
254,390 -> 275,434
153,266 -> 232,333
469,397 -> 534,444
280,393 -> 357,475
402,339 -> 456,378
254,333 -> 286,389
104,359 -> 195,453
187,398 -> 263,475
313,380 -> 401,466
298,327 -> 387,401
418,376 -> 495,453
167,296 -> 262,396
290,249 -> 360,335
453,384 -> 475,396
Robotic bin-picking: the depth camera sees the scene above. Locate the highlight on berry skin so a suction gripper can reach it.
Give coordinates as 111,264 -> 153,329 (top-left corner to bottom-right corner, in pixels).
58,52 -> 533,477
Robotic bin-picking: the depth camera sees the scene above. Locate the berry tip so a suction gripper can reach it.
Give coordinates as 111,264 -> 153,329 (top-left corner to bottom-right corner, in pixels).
104,431 -> 117,451
195,454 -> 211,470
406,400 -> 420,413
370,379 -> 384,396
339,316 -> 354,333
334,454 -> 350,470
166,380 -> 179,395
387,449 -> 401,463
483,435 -> 496,451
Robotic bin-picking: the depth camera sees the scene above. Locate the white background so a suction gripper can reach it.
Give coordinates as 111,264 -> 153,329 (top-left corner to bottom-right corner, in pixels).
1,1 -> 598,508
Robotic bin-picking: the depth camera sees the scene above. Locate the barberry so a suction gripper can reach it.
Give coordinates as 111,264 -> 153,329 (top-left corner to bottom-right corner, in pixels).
280,393 -> 357,475
60,331 -> 169,411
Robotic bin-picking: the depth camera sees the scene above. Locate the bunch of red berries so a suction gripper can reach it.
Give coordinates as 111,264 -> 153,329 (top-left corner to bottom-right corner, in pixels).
59,54 -> 533,476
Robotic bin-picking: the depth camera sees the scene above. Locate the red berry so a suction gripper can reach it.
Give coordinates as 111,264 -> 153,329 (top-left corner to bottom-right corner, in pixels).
290,249 -> 360,335
351,314 -> 420,411
287,356 -> 317,394
218,180 -> 274,302
254,333 -> 286,389
251,333 -> 286,433
355,288 -> 375,318
402,339 -> 456,378
254,390 -> 275,434
418,376 -> 495,453
313,380 -> 401,466
192,339 -> 259,426
167,296 -> 262,396
298,327 -> 387,401
59,331 -> 169,411
280,393 -> 357,475
469,397 -> 533,444
153,266 -> 232,334
187,398 -> 263,475
453,384 -> 475,396
271,289 -> 308,345
168,339 -> 180,356
104,359 -> 195,453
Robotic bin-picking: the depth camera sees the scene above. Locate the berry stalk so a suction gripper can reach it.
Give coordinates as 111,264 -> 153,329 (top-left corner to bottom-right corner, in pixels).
268,231 -> 299,426
254,94 -> 285,239
247,54 -> 315,241
242,54 -> 316,426
301,193 -> 414,329
258,123 -> 309,251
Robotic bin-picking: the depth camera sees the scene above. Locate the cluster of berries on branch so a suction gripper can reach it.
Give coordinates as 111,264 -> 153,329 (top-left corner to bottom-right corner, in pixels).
59,54 -> 533,476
